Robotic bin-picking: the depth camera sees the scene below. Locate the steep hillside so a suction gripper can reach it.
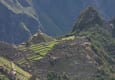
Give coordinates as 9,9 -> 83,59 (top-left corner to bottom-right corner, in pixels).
0,29 -> 114,80
17,33 -> 115,80
0,57 -> 32,80
27,38 -> 98,80
1,0 -> 115,44
0,0 -> 39,44
32,0 -> 115,36
72,6 -> 103,33
0,4 -> 115,80
0,41 -> 33,80
0,41 -> 18,59
0,74 -> 9,80
72,6 -> 115,80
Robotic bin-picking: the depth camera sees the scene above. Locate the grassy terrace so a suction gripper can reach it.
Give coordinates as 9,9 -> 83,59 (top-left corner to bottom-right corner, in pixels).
29,41 -> 58,61
17,36 -> 75,65
0,75 -> 9,80
17,41 -> 59,64
0,57 -> 32,80
61,35 -> 75,40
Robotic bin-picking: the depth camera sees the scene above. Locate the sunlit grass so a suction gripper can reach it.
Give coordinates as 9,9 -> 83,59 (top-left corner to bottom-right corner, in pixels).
29,41 -> 58,60
17,36 -> 75,65
17,41 -> 58,65
0,57 -> 32,80
61,35 -> 75,40
0,75 -> 9,80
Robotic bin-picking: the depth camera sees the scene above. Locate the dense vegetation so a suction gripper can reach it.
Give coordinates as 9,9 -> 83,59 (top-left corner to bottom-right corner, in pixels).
73,6 -> 115,80
79,26 -> 115,80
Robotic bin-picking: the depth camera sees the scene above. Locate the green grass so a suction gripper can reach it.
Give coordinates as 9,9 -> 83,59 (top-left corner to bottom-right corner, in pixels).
31,41 -> 57,53
61,35 -> 75,40
0,57 -> 32,80
0,75 -> 9,80
17,41 -> 58,64
17,36 -> 76,65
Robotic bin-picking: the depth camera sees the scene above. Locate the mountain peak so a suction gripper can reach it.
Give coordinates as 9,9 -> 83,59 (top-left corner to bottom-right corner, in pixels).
85,6 -> 97,12
72,6 -> 103,33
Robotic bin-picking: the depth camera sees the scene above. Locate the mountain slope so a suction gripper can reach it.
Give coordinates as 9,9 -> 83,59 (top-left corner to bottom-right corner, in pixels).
32,0 -> 115,36
1,0 -> 115,44
0,0 -> 39,44
28,38 -> 98,80
18,6 -> 115,80
0,2 -> 115,80
0,57 -> 32,80
72,6 -> 115,80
